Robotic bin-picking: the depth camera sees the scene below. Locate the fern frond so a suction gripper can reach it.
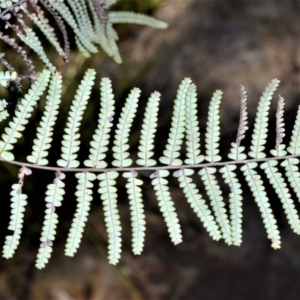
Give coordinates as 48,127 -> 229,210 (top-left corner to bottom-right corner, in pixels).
205,90 -> 223,163
160,78 -> 191,166
4,71 -> 300,266
137,91 -> 160,167
65,172 -> 96,256
98,171 -> 122,265
185,83 -> 204,164
248,79 -> 280,159
123,171 -> 145,255
151,170 -> 182,244
174,168 -> 221,241
36,171 -> 66,269
27,72 -> 62,165
241,163 -> 281,248
112,87 -> 140,167
57,69 -> 96,168
219,165 -> 243,246
3,166 -> 31,259
84,77 -> 115,168
0,70 -> 50,161
109,11 -> 168,29
199,167 -> 232,244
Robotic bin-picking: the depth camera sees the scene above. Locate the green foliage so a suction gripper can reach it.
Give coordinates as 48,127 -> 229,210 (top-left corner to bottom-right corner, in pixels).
0,0 -> 168,75
1,69 -> 300,268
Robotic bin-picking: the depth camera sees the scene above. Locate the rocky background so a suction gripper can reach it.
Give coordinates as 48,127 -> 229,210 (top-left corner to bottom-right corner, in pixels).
1,0 -> 300,299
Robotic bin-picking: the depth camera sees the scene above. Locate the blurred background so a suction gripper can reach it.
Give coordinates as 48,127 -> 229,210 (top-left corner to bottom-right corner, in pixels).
1,0 -> 300,299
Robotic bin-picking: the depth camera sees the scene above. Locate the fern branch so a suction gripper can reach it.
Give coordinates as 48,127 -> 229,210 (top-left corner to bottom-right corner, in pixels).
112,87 -> 140,167
27,72 -> 62,165
174,168 -> 221,241
86,0 -> 112,56
39,0 -> 70,60
123,171 -> 145,255
36,171 -> 66,269
281,158 -> 300,200
106,22 -> 122,63
160,78 -> 191,166
261,160 -> 300,234
3,166 -> 31,259
288,105 -> 300,155
85,77 -> 115,168
98,171 -> 122,265
109,12 -> 168,29
137,91 -> 160,167
22,6 -> 66,61
57,69 -> 96,168
219,165 -> 243,246
199,167 -> 232,244
185,83 -> 204,164
65,172 -> 96,256
151,170 -> 182,244
241,162 -> 281,248
249,79 -> 280,159
17,27 -> 56,73
205,90 -> 223,163
0,70 -> 50,161
50,1 -> 98,54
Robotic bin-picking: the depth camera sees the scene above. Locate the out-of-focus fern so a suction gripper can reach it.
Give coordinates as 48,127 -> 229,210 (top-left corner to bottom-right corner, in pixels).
0,0 -> 168,75
2,69 -> 300,269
